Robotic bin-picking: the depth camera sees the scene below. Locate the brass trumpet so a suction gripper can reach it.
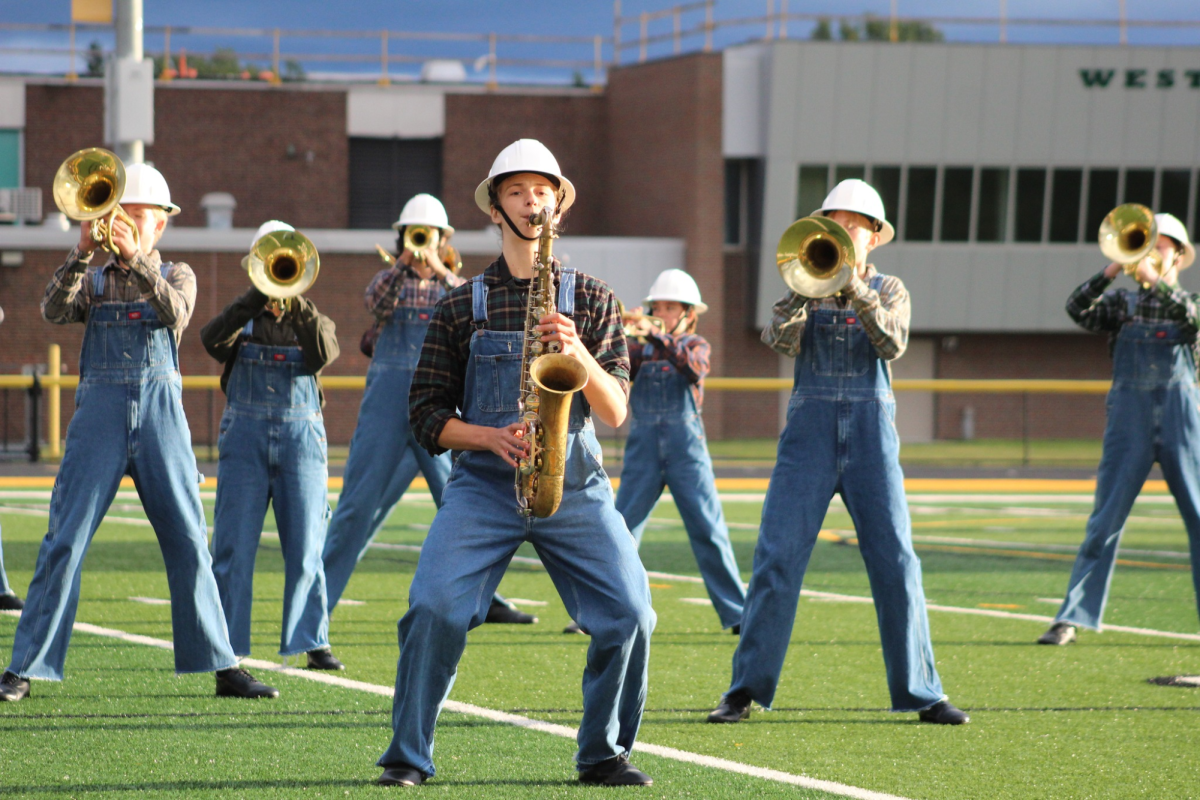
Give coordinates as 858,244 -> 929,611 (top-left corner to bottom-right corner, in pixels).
402,224 -> 440,263
1099,203 -> 1161,288
245,229 -> 319,313
776,215 -> 857,298
52,147 -> 140,255
619,302 -> 666,342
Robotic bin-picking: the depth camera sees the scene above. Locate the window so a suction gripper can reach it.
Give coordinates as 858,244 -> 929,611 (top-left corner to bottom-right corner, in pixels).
1085,168 -> 1118,243
872,166 -> 901,229
796,165 -> 828,219
976,168 -> 1009,243
1014,168 -> 1046,242
1123,168 -> 1155,208
940,167 -> 973,242
835,164 -> 865,183
348,137 -> 442,229
905,167 -> 937,242
725,160 -> 746,245
1160,169 -> 1191,223
0,131 -> 18,189
1049,169 -> 1083,243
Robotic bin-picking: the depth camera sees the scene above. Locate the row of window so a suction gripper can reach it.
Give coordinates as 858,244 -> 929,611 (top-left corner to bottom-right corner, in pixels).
794,163 -> 1200,246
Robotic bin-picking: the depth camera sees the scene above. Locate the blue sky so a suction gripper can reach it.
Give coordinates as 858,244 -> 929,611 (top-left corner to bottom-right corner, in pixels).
4,1 -> 1199,84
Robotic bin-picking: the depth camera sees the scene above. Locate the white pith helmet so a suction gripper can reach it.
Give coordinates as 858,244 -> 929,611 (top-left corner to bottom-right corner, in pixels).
393,193 -> 453,234
645,269 -> 707,315
814,179 -> 894,246
1155,213 -> 1195,270
241,220 -> 294,270
474,139 -> 576,216
121,163 -> 181,216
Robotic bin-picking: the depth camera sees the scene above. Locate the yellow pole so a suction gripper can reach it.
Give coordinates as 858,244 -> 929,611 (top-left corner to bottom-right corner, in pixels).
48,344 -> 61,459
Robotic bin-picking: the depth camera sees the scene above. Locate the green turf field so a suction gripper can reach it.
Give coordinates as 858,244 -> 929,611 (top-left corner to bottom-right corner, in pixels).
1,486 -> 1197,799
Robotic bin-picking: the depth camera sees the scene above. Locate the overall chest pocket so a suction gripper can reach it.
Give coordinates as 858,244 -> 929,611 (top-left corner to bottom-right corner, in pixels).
473,353 -> 523,413
91,320 -> 170,368
813,321 -> 871,377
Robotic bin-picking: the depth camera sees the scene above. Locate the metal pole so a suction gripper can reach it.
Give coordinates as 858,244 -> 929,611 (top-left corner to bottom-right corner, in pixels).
1119,0 -> 1127,44
890,0 -> 899,42
639,11 -> 648,63
47,344 -> 60,460
160,26 -> 173,80
613,0 -> 621,67
68,20 -> 78,82
780,0 -> 789,39
593,34 -> 603,89
999,0 -> 1007,43
114,0 -> 144,164
27,376 -> 41,463
704,0 -> 713,51
379,29 -> 389,86
272,28 -> 282,84
765,0 -> 775,40
674,7 -> 681,54
488,32 -> 497,90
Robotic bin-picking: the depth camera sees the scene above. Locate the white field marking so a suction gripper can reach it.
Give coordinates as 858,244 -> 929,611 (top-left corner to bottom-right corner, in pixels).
1037,599 -> 1062,605
338,599 -> 367,606
129,596 -> 170,606
503,598 -> 549,606
680,598 -> 714,606
909,534 -> 1191,560
0,609 -> 912,800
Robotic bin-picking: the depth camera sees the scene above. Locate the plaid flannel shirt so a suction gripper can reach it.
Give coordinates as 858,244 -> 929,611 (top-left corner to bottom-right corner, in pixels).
1066,269 -> 1200,365
408,256 -> 629,455
630,330 -> 710,411
761,265 -> 910,361
365,265 -> 466,320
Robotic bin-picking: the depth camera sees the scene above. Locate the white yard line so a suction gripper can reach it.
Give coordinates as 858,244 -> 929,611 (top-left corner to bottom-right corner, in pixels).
0,608 -> 910,800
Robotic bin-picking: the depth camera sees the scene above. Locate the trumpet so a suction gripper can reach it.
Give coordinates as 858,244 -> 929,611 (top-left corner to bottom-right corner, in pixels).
245,229 -> 320,314
402,225 -> 440,263
52,147 -> 140,255
1099,203 -> 1161,288
776,215 -> 857,298
619,303 -> 666,341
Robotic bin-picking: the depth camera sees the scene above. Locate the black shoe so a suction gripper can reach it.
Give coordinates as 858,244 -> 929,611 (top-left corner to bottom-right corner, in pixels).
215,667 -> 279,699
0,593 -> 23,611
563,620 -> 588,635
0,671 -> 29,702
707,690 -> 751,723
578,754 -> 653,786
306,647 -> 345,671
730,624 -> 740,635
377,765 -> 426,786
1038,622 -> 1077,645
485,598 -> 538,625
918,700 -> 970,725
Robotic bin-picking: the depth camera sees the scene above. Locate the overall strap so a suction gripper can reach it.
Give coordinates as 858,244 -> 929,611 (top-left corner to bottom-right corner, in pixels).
471,277 -> 489,328
242,318 -> 254,337
92,262 -> 173,298
557,267 -> 576,317
1125,292 -> 1137,321
868,274 -> 884,293
642,341 -> 655,360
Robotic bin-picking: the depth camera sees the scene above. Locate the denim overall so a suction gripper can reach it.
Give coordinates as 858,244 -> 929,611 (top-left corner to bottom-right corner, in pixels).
379,271 -> 655,776
1055,310 -> 1200,629
728,277 -> 945,712
323,305 -> 452,612
7,266 -> 237,680
210,321 -> 332,657
614,340 -> 745,628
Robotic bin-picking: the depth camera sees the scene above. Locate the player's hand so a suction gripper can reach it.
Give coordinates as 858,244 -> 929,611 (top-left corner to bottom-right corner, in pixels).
110,216 -> 142,264
1135,258 -> 1160,287
481,422 -> 530,467
1103,262 -> 1122,280
77,220 -> 98,256
537,312 -> 585,359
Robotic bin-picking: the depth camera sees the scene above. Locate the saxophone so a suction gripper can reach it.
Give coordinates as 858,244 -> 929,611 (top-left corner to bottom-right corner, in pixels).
514,207 -> 589,518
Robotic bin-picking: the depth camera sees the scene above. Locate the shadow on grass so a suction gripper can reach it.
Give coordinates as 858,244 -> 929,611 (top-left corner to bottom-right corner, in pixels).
0,777 -> 577,795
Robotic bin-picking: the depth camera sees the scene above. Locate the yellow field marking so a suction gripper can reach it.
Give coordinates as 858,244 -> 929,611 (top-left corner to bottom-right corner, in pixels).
648,583 -> 674,589
978,603 -> 1023,609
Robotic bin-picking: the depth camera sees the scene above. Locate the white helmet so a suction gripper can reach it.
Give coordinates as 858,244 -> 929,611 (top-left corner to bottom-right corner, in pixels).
393,193 -> 453,234
814,178 -> 894,246
474,139 -> 576,216
645,269 -> 707,314
121,163 -> 181,216
1155,213 -> 1195,270
241,220 -> 295,270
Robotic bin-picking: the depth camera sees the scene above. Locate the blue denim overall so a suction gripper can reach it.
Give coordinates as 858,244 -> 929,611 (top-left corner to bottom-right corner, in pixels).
210,322 -> 332,658
323,305 -> 452,612
728,278 -> 945,712
7,266 -> 237,680
615,340 -> 745,628
378,272 -> 655,776
1054,313 -> 1200,630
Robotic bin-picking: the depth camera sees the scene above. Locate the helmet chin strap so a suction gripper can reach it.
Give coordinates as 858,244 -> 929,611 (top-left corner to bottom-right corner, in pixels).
497,205 -> 538,242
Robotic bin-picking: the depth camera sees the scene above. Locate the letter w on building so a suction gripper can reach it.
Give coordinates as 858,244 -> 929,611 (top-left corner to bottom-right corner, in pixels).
1079,69 -> 1116,88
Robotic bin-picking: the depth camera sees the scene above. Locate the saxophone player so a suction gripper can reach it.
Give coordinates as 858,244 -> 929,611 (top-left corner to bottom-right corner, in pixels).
375,140 -> 655,787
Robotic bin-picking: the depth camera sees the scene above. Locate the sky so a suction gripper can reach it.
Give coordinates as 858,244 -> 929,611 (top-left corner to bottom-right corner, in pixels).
3,1 -> 1199,84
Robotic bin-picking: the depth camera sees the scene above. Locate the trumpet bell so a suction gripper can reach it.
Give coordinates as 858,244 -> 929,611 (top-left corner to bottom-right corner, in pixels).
53,147 -> 126,221
776,216 -> 856,298
246,230 -> 320,300
403,225 -> 440,256
1099,203 -> 1158,265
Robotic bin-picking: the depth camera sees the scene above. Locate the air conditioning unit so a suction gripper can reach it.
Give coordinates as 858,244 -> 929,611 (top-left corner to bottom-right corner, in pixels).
0,188 -> 44,224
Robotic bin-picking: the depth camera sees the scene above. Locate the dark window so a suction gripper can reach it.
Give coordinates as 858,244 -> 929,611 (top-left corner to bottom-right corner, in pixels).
905,166 -> 937,242
1123,168 -> 1155,207
835,164 -> 865,183
725,160 -> 745,245
1049,168 -> 1083,243
1085,168 -> 1118,243
348,137 -> 443,229
872,166 -> 901,230
941,167 -> 973,242
976,168 -> 1009,243
796,165 -> 828,219
1014,168 -> 1046,242
1160,169 -> 1191,222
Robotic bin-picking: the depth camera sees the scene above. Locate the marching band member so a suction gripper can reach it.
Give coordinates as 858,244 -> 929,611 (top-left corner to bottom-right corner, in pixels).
706,179 -> 968,726
0,305 -> 24,612
613,270 -> 745,631
375,140 -> 655,787
1039,213 -> 1200,646
200,221 -> 341,688
322,195 -> 533,668
1,163 -> 266,703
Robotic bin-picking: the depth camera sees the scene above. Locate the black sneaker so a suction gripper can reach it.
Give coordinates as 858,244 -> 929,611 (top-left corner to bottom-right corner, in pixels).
377,764 -> 426,786
1038,622 -> 1077,645
707,690 -> 752,723
563,620 -> 588,635
215,667 -> 279,699
578,754 -> 653,786
730,624 -> 740,635
0,594 -> 23,611
306,647 -> 345,671
918,700 -> 970,725
0,671 -> 30,702
485,598 -> 538,624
